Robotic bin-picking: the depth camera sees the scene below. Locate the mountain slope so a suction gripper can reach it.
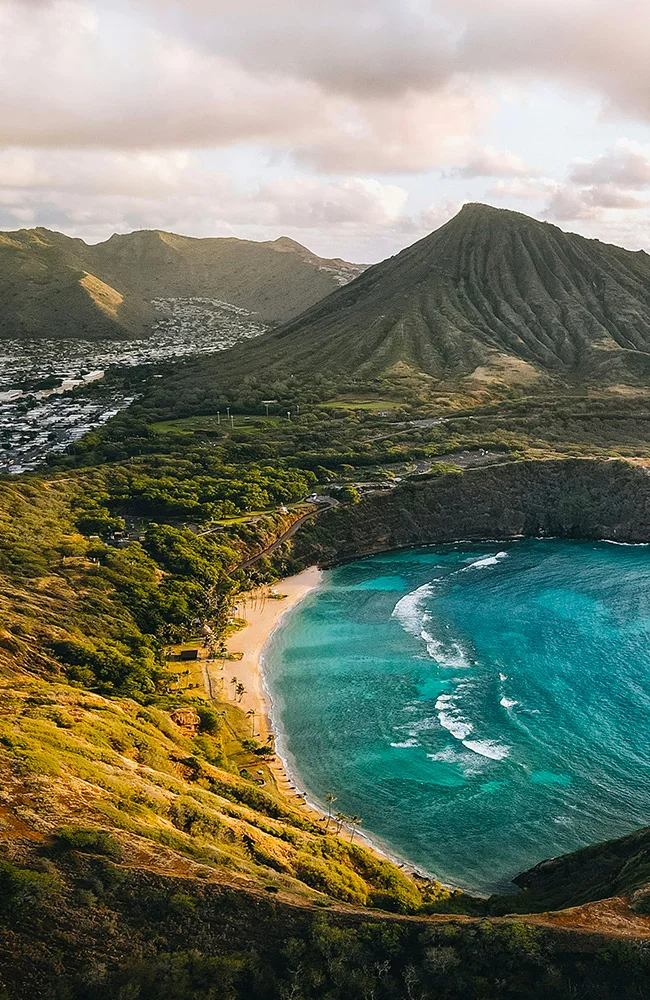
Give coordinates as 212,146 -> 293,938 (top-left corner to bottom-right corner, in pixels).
206,204 -> 650,387
0,228 -> 365,339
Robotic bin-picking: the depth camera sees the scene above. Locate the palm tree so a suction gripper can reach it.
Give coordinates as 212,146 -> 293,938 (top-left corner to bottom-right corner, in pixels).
325,793 -> 337,831
236,682 -> 246,703
247,708 -> 256,736
335,811 -> 346,835
348,814 -> 362,842
231,676 -> 238,698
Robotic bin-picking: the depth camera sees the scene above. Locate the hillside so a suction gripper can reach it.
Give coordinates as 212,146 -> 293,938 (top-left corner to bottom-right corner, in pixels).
2,457 -> 650,996
194,204 -> 650,390
507,825 -> 650,914
0,228 -> 364,339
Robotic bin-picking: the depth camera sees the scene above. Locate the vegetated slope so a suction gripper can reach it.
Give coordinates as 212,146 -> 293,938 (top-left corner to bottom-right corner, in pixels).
293,458 -> 650,567
203,203 -> 650,387
0,230 -> 150,340
0,228 -> 365,339
507,825 -> 650,914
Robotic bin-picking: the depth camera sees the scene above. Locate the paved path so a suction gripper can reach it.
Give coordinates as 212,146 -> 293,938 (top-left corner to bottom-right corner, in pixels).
236,497 -> 338,570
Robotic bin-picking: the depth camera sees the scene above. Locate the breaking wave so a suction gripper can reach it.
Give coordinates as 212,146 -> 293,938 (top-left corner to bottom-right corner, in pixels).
421,631 -> 472,668
462,739 -> 510,760
391,582 -> 437,635
461,551 -> 509,571
435,692 -> 474,740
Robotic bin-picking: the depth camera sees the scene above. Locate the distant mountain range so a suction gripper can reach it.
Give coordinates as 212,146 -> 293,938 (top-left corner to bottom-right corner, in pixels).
210,203 -> 650,387
0,228 -> 365,339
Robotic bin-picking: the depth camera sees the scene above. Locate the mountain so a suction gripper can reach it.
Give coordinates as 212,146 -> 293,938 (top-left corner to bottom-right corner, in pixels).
208,203 -> 650,387
0,227 -> 365,339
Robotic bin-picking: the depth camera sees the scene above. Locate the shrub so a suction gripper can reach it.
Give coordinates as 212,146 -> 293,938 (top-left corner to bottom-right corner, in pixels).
294,852 -> 368,905
54,826 -> 123,860
196,705 -> 222,735
0,860 -> 61,913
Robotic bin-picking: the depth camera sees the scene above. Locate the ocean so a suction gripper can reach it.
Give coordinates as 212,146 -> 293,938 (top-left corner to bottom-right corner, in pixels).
263,540 -> 650,895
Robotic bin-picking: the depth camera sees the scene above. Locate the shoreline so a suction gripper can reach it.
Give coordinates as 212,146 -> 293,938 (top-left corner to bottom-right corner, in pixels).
215,564 -> 437,878
216,567 -> 338,831
222,565 -> 323,739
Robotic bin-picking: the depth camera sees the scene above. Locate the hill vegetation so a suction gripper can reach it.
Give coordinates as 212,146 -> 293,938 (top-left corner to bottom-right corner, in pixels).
0,228 -> 364,339
173,204 -> 650,393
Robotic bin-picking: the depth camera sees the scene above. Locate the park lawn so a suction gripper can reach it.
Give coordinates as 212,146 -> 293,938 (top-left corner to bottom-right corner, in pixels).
150,414 -> 286,435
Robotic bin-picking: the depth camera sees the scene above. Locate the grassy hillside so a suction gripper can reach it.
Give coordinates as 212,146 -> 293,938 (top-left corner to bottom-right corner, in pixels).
5,363 -> 650,991
0,228 -> 364,339
495,825 -> 650,914
183,204 -> 650,389
4,386 -> 650,992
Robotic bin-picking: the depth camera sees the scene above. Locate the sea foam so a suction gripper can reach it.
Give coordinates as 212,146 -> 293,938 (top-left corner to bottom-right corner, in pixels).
438,712 -> 473,741
422,630 -> 472,668
461,551 -> 509,571
392,582 -> 437,635
462,739 -> 510,760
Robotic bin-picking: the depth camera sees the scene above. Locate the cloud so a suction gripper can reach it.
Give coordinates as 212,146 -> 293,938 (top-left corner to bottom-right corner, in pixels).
0,147 -> 409,248
569,140 -> 650,188
451,145 -> 530,178
545,184 -> 648,221
456,0 -> 650,121
0,0 -> 490,174
3,0 -> 650,258
3,0 -> 650,178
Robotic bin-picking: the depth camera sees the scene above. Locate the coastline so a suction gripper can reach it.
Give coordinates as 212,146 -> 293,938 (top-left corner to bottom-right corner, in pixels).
215,564 -> 435,877
215,566 -> 341,828
222,565 -> 322,738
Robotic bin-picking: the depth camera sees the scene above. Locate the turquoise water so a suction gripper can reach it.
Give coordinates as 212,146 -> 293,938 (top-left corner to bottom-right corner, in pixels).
264,540 -> 650,895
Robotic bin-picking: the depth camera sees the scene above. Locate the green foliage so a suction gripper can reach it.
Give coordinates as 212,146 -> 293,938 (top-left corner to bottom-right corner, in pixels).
54,826 -> 123,860
196,705 -> 222,735
338,485 -> 360,504
50,636 -> 159,695
0,859 -> 61,913
294,851 -> 369,905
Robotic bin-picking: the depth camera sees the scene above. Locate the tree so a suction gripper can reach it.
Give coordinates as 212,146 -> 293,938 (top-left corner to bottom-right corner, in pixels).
57,539 -> 86,565
247,708 -> 256,736
349,814 -> 362,842
236,682 -> 245,703
335,811 -> 347,835
339,485 -> 360,504
325,793 -> 337,831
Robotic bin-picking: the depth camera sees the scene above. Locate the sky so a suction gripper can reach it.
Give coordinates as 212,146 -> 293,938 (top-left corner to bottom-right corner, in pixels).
1,0 -> 650,262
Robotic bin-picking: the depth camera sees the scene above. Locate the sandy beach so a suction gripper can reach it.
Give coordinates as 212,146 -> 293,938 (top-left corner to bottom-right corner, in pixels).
215,566 -> 322,739
205,565 -> 417,867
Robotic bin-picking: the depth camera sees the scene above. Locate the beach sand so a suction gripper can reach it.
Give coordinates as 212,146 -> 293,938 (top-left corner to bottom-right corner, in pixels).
219,566 -> 321,732
204,565 -> 328,817
203,566 -> 413,866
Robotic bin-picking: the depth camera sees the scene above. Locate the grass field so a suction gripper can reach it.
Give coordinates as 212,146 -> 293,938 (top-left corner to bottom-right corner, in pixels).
150,414 -> 286,434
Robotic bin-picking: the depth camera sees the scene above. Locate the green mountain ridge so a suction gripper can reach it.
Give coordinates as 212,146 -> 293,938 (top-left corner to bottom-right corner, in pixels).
200,203 -> 650,388
0,227 -> 365,339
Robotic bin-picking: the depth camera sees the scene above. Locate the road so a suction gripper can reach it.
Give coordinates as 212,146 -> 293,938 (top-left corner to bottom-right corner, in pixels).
236,496 -> 338,570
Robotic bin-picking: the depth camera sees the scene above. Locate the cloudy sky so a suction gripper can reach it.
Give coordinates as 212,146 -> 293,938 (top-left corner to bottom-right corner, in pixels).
1,0 -> 650,261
